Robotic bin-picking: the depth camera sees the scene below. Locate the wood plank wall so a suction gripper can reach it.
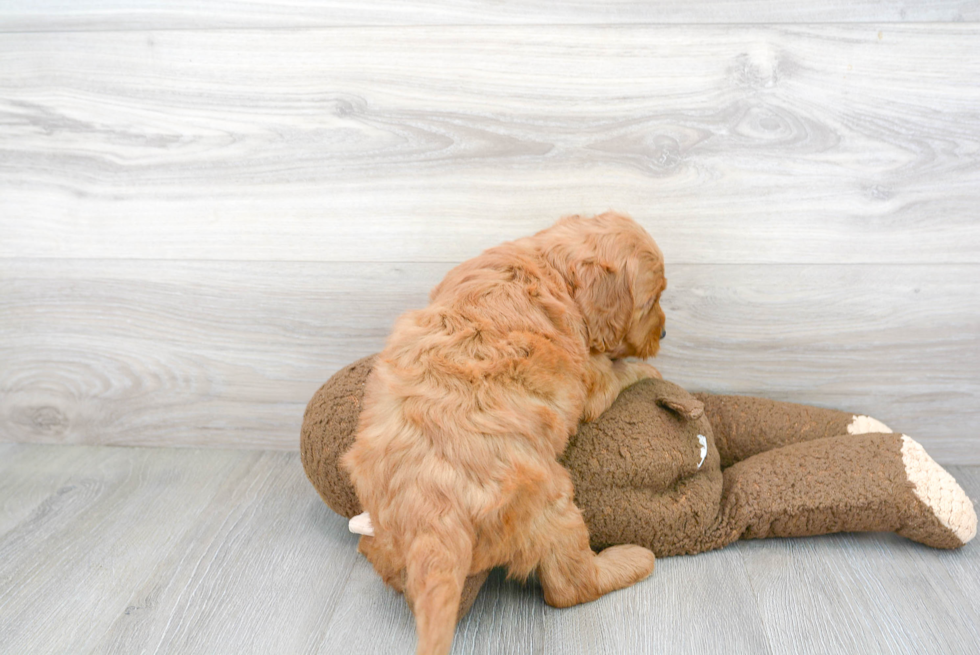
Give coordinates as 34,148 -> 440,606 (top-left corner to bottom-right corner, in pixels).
1,2 -> 978,462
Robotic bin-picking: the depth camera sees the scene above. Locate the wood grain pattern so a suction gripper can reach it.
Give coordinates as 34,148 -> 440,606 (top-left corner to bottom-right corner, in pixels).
451,569 -> 544,655
0,259 -> 447,449
91,451 -> 361,655
661,264 -> 980,464
939,466 -> 980,631
0,444 -> 361,655
3,259 -> 976,461
539,547 -> 772,654
738,488 -> 980,653
1,26 -> 978,264
0,443 -> 100,536
1,0 -> 975,31
1,444 -> 977,654
0,446 -> 252,654
735,464 -> 980,655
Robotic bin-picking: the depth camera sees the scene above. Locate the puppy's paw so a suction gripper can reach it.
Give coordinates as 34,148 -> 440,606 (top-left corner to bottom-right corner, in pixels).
631,361 -> 662,381
595,544 -> 656,591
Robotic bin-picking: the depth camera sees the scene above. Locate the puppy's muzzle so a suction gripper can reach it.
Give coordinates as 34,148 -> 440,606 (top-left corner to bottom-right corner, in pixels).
661,328 -> 666,339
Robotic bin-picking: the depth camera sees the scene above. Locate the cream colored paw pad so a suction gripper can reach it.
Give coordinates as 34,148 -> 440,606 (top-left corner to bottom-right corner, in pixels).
901,436 -> 977,545
848,415 -> 892,434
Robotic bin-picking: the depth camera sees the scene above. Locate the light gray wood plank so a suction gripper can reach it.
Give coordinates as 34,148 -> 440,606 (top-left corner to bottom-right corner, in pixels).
1,26 -> 978,264
0,443 -> 102,536
315,523 -> 772,655
938,466 -> 980,630
1,0 -> 974,31
0,445 -> 362,655
451,569 -> 544,655
313,554 -> 421,654
1,445 -> 977,654
539,548 -> 771,654
740,531 -> 980,655
656,264 -> 980,464
0,446 -> 253,654
0,259 -> 448,449
739,464 -> 980,655
2,260 -> 976,462
89,451 -> 361,655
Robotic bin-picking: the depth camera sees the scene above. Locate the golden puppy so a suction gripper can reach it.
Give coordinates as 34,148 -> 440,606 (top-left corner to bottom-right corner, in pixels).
342,212 -> 667,654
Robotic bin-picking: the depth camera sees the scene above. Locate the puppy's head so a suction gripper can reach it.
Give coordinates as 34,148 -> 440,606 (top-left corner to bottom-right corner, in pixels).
539,211 -> 667,359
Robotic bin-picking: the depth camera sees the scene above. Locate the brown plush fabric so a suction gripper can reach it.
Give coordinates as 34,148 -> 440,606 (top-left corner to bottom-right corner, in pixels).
458,571 -> 490,620
301,356 -> 976,618
694,393 -> 856,468
559,379 -> 724,555
300,355 -> 375,519
708,432 -> 964,550
713,433 -> 911,543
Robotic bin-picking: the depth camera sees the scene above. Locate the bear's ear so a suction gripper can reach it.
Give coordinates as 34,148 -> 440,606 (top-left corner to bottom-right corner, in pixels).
657,395 -> 705,421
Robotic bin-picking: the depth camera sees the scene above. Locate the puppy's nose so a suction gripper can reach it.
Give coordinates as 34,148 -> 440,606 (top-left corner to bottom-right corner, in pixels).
661,327 -> 667,339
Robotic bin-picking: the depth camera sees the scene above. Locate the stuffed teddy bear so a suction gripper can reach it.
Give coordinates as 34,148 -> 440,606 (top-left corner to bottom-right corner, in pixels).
301,355 -> 976,619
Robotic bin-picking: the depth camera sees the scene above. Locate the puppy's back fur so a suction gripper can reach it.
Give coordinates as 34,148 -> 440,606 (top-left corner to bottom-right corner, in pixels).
342,213 -> 666,654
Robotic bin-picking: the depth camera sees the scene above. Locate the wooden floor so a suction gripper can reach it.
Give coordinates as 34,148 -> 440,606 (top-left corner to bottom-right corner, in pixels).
1,442 -> 977,655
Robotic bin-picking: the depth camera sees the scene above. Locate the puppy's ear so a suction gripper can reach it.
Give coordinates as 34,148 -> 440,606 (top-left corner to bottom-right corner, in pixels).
572,257 -> 632,353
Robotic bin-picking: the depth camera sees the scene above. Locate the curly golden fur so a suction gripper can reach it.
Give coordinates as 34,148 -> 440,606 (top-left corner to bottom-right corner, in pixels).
342,212 -> 667,655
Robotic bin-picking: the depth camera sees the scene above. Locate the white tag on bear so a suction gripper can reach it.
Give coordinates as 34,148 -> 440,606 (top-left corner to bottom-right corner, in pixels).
697,435 -> 707,469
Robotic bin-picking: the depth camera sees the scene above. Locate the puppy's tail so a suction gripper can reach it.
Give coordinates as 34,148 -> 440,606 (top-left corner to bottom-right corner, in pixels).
404,526 -> 473,655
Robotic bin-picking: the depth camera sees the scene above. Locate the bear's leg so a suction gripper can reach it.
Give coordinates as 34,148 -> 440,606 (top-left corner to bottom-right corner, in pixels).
694,393 -> 892,467
701,432 -> 976,551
